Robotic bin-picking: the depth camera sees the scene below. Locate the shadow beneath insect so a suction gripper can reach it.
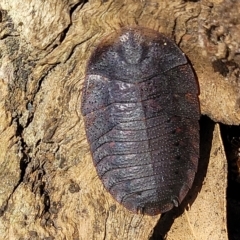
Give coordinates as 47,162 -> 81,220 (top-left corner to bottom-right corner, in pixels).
150,115 -> 215,240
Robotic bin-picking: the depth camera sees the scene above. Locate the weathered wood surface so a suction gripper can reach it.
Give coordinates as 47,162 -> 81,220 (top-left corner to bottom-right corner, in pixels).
0,0 -> 239,239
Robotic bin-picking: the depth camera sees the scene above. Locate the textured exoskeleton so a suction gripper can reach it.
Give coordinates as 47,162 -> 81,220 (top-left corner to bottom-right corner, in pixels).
81,27 -> 200,215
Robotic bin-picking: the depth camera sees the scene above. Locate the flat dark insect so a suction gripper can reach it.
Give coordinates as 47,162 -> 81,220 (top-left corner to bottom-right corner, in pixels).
81,26 -> 200,216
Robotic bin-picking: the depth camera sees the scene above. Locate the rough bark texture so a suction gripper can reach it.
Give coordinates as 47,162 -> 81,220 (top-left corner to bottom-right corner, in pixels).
0,0 -> 238,239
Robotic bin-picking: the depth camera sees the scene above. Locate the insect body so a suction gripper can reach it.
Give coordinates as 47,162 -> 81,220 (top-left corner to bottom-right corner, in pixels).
81,27 -> 200,215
